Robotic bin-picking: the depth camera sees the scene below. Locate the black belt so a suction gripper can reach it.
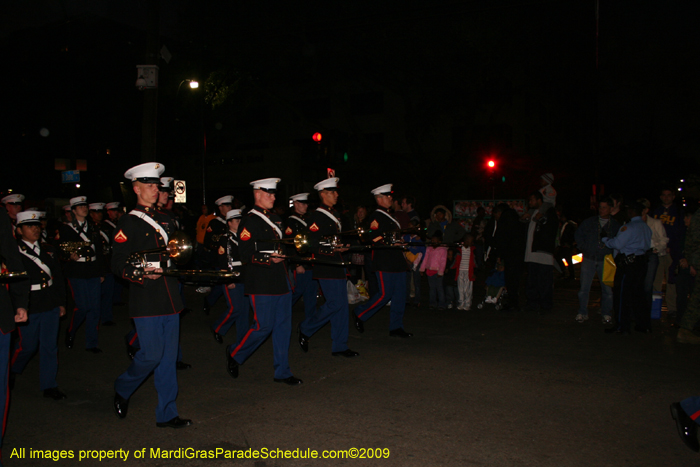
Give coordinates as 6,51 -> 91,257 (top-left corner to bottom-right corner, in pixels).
616,253 -> 645,266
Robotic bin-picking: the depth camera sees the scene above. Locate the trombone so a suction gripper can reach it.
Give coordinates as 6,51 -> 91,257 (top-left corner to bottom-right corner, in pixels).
267,234 -> 310,253
128,232 -> 238,279
260,246 -> 350,266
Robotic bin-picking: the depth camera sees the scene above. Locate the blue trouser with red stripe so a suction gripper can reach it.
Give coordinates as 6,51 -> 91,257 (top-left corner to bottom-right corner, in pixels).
126,328 -> 184,363
291,269 -> 318,322
681,397 -> 700,425
300,279 -> 349,353
228,291 -> 293,380
212,284 -> 249,344
11,307 -> 60,390
67,277 -> 101,349
115,313 -> 180,423
354,271 -> 407,331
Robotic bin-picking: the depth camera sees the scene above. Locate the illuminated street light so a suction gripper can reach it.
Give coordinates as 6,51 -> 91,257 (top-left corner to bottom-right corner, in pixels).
189,80 -> 199,89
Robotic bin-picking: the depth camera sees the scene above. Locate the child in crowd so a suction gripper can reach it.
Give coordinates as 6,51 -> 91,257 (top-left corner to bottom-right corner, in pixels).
485,259 -> 506,303
444,248 -> 459,309
420,231 -> 447,310
457,233 -> 477,310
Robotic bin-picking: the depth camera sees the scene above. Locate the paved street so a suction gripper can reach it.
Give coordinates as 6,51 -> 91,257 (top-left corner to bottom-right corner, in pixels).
5,275 -> 700,466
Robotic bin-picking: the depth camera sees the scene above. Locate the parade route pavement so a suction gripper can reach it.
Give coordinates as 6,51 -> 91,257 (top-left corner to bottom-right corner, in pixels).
5,277 -> 700,466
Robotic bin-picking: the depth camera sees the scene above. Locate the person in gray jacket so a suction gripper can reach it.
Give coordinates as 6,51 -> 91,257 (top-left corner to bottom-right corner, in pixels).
574,197 -> 621,324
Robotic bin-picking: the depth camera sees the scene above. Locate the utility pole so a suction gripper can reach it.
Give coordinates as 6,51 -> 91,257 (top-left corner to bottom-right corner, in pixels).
140,0 -> 160,162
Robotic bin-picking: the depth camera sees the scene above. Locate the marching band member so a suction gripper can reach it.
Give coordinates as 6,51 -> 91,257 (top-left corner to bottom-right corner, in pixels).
11,211 -> 66,400
112,162 -> 192,428
59,196 -> 105,353
226,178 -> 302,385
286,192 -> 318,322
297,178 -> 359,357
211,209 -> 249,344
353,184 -> 413,338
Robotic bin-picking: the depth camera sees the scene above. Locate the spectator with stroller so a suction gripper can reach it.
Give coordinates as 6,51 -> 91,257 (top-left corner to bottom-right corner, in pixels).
491,203 -> 527,311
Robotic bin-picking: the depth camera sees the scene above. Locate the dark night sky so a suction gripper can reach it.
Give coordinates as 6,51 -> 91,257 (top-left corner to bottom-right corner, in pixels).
1,1 -> 698,217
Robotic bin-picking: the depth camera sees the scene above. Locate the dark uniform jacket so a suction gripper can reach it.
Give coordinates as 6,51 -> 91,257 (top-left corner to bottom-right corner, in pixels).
531,206 -> 559,255
237,205 -> 289,295
284,212 -> 309,239
216,231 -> 245,281
204,216 -> 227,251
111,204 -> 184,318
0,208 -> 29,334
307,204 -> 347,280
56,219 -> 104,279
97,221 -> 114,276
17,241 -> 65,314
366,206 -> 407,272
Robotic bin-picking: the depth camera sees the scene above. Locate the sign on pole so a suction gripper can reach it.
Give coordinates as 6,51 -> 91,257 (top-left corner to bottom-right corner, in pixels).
61,170 -> 80,183
174,180 -> 186,203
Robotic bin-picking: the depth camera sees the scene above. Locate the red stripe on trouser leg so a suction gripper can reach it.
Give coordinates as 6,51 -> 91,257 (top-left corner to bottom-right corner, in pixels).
229,295 -> 260,358
10,328 -> 22,367
215,287 -> 235,334
356,272 -> 385,319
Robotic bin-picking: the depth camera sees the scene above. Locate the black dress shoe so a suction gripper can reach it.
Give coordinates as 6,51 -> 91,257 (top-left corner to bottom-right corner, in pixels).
389,328 -> 413,338
43,387 -> 67,400
298,324 -> 309,353
332,349 -> 359,357
212,329 -> 223,344
226,350 -> 239,378
274,376 -> 303,385
156,416 -> 193,429
114,392 -> 129,419
671,402 -> 700,452
634,325 -> 652,333
65,331 -> 74,349
102,321 -> 116,326
604,327 -> 629,335
176,361 -> 192,370
181,308 -> 192,317
354,315 -> 364,334
203,298 -> 210,315
86,347 -> 103,354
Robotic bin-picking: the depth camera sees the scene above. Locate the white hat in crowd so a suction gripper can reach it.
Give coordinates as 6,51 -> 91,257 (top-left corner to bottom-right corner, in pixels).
124,162 -> 165,183
313,178 -> 339,191
250,178 -> 281,193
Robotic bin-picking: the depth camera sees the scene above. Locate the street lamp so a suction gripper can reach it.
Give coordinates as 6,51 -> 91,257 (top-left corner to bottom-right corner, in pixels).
176,79 -> 206,204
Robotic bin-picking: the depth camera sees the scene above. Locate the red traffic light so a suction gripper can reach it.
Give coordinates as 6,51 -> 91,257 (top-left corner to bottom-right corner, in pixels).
487,160 -> 495,168
312,132 -> 323,143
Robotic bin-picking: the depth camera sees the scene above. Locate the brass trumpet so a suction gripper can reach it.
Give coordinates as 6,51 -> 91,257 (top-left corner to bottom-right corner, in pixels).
128,231 -> 193,269
0,271 -> 28,280
269,234 -> 310,253
60,241 -> 93,257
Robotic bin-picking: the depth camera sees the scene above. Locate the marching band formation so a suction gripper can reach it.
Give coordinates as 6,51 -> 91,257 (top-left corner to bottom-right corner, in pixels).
0,161 -> 415,461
